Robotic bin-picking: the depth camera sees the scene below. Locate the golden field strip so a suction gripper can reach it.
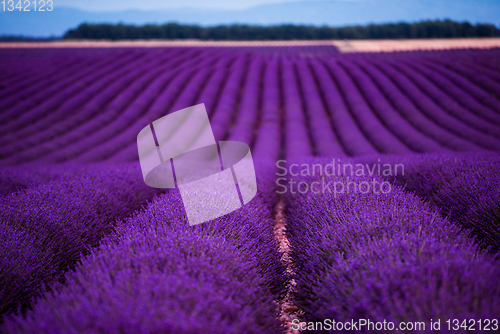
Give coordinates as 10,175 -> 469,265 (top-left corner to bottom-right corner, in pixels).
1,38 -> 500,52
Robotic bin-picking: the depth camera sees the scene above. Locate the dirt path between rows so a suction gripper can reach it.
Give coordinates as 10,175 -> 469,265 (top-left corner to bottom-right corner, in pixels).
274,198 -> 303,334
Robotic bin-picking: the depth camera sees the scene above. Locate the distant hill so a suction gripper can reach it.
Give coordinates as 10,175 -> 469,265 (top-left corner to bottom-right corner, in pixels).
1,0 -> 500,37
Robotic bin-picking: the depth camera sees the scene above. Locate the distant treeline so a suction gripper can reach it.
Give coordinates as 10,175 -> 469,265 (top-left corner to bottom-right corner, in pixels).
0,36 -> 60,42
63,20 -> 500,40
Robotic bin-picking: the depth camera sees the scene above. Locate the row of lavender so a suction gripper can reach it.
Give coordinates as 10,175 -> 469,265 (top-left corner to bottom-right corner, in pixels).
1,162 -> 286,333
285,153 -> 500,332
0,164 -> 162,317
1,48 -> 500,165
375,152 -> 500,253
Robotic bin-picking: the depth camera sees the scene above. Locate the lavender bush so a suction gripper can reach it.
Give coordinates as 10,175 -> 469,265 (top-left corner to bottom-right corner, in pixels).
0,164 -> 161,317
374,152 -> 500,254
1,172 -> 286,333
285,158 -> 500,331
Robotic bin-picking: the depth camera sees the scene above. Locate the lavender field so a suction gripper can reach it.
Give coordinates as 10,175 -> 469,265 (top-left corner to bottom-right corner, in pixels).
0,45 -> 499,333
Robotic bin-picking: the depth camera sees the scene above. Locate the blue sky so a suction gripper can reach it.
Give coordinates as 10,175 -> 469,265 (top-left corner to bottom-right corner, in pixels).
1,0 -> 499,36
54,0 -> 320,11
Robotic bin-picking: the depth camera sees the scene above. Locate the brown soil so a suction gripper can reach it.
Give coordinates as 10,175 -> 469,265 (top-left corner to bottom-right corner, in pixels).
274,198 -> 303,334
